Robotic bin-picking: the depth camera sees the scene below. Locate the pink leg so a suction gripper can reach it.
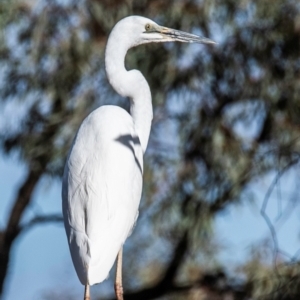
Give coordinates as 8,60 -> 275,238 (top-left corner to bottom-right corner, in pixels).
84,284 -> 90,300
114,247 -> 124,300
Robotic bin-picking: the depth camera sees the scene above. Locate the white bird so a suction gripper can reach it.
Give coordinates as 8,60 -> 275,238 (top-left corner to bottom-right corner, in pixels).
62,15 -> 214,300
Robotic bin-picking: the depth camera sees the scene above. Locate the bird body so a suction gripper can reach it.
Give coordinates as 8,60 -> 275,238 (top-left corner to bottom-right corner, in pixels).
62,15 -> 214,297
62,17 -> 154,286
62,105 -> 143,284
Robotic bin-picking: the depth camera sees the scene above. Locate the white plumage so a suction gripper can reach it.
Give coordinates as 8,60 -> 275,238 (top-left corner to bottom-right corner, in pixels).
62,15 -> 214,299
62,106 -> 143,284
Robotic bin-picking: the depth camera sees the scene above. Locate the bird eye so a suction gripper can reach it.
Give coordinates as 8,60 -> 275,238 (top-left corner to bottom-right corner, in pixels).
145,24 -> 151,31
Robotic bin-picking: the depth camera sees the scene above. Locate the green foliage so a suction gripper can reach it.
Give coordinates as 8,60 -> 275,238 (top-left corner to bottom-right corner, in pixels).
240,244 -> 300,300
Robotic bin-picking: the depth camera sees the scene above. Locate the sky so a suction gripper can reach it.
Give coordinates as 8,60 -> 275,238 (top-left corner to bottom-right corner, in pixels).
1,152 -> 300,300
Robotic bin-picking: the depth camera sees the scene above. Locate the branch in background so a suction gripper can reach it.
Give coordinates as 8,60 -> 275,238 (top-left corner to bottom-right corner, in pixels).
260,158 -> 300,268
19,214 -> 64,235
159,230 -> 188,288
104,271 -> 246,300
0,168 -> 43,295
100,231 -> 189,300
5,169 -> 44,241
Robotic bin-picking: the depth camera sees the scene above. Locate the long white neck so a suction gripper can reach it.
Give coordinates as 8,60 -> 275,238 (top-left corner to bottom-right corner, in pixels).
105,29 -> 153,153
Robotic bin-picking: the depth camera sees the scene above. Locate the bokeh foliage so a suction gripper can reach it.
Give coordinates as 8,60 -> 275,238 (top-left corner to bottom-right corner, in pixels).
0,0 -> 300,299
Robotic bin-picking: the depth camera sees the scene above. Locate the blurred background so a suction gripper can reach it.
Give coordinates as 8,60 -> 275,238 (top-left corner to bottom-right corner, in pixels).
1,0 -> 300,299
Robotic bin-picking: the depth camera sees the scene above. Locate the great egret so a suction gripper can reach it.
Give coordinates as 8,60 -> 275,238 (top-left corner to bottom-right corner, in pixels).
62,15 -> 214,300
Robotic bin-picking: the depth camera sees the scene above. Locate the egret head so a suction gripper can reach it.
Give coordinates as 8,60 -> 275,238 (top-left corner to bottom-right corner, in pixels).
111,16 -> 215,49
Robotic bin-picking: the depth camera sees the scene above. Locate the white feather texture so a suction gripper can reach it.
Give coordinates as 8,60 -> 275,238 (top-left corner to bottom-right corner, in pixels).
62,16 -> 155,286
62,15 -> 214,287
62,106 -> 143,284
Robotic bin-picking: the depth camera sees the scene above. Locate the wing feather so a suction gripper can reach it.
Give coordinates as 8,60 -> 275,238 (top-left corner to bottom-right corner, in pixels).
62,105 -> 143,285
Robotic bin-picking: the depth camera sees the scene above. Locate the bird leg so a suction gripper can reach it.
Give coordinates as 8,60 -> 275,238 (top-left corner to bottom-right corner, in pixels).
84,284 -> 90,300
114,247 -> 124,300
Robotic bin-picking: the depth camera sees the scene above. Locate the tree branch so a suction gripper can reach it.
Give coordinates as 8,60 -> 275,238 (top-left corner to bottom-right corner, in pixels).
5,168 -> 44,241
99,231 -> 189,300
103,271 -> 245,300
19,214 -> 64,235
0,168 -> 43,296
